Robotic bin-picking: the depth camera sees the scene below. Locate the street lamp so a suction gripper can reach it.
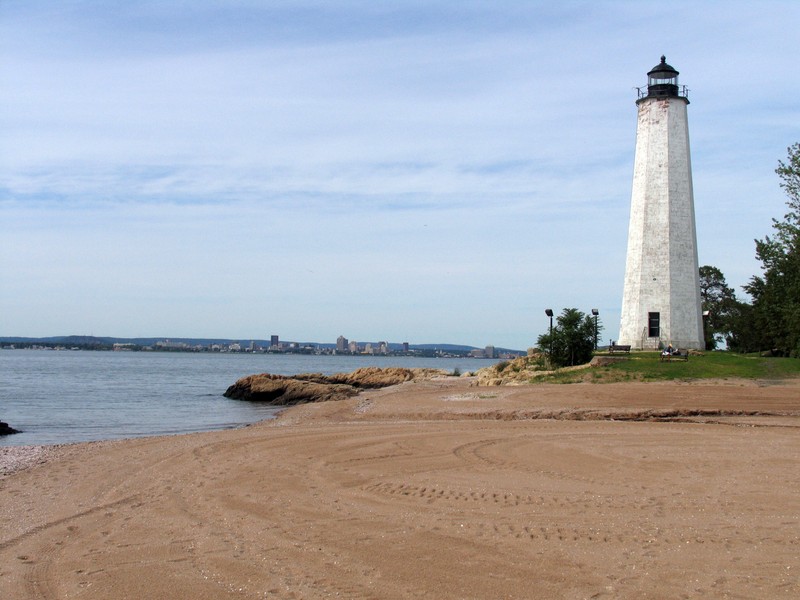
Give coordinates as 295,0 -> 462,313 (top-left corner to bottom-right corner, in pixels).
591,308 -> 599,351
545,309 -> 554,359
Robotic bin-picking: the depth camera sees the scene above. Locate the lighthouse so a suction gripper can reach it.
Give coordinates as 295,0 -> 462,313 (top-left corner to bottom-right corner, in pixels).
618,56 -> 704,350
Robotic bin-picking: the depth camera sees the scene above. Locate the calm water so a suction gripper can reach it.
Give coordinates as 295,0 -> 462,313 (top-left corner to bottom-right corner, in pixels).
0,350 -> 498,446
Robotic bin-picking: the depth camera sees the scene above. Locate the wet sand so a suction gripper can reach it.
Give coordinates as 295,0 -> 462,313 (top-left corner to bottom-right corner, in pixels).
1,377 -> 799,599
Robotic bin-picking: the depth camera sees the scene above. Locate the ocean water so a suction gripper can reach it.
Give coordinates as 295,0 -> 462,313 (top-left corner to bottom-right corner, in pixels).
0,350 -> 498,446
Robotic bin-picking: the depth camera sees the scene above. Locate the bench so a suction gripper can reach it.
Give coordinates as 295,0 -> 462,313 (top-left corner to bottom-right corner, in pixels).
660,349 -> 689,362
609,344 -> 631,354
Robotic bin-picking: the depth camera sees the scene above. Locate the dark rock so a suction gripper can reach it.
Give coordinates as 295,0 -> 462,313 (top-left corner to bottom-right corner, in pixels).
0,420 -> 21,435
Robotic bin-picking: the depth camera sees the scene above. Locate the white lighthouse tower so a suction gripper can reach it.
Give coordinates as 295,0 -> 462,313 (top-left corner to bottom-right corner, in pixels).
618,56 -> 703,350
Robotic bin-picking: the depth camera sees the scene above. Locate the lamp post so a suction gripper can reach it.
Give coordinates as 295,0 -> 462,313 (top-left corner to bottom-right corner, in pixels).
545,309 -> 554,360
591,308 -> 599,351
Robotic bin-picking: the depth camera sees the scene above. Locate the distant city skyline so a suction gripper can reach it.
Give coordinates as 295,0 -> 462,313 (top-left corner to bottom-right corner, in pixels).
0,334 -> 522,356
2,2 -> 799,349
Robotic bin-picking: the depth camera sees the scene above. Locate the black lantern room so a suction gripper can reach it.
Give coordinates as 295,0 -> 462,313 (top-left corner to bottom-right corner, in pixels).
645,56 -> 683,99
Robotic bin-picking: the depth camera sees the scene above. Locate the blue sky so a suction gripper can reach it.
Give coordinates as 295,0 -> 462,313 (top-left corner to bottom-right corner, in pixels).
2,1 -> 799,349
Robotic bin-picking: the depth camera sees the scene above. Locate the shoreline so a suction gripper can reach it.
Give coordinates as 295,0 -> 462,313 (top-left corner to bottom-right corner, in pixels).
2,377 -> 799,599
0,438 -> 124,480
0,444 -> 63,478
0,419 -> 275,480
2,374 -> 797,478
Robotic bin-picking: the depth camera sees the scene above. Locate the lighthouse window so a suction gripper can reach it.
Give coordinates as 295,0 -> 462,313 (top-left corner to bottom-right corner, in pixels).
648,312 -> 660,338
650,75 -> 676,84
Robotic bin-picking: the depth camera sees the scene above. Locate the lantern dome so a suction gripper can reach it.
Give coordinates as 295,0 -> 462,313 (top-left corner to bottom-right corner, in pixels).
644,56 -> 684,99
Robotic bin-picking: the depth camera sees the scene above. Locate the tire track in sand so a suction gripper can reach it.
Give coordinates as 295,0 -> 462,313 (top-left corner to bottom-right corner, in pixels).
2,495 -> 140,600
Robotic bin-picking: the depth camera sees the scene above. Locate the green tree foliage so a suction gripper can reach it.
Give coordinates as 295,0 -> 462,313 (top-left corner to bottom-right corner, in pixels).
725,300 -> 761,354
742,143 -> 800,356
699,265 -> 740,350
537,308 -> 601,368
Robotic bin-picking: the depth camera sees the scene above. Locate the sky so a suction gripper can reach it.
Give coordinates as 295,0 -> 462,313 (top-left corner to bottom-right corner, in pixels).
2,1 -> 799,350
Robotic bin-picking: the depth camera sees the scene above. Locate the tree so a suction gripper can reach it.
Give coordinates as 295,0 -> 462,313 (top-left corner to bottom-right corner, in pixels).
725,300 -> 762,354
537,308 -> 601,368
699,265 -> 739,350
742,143 -> 800,356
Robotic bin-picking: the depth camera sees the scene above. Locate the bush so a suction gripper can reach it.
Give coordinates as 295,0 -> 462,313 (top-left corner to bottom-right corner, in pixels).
537,308 -> 602,368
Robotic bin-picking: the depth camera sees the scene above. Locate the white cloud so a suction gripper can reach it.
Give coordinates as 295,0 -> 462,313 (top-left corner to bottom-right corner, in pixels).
2,1 -> 800,347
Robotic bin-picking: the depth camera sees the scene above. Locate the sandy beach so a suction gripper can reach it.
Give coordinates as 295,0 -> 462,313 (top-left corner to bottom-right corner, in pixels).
2,377 -> 799,599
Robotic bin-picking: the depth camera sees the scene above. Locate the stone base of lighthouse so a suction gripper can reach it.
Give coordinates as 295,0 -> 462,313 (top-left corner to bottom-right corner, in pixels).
618,95 -> 704,351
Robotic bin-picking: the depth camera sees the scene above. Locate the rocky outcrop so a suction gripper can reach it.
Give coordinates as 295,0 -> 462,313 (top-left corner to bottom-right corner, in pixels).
474,353 -> 595,386
224,367 -> 447,405
223,374 -> 358,405
301,367 -> 443,388
474,353 -> 552,386
0,421 -> 20,436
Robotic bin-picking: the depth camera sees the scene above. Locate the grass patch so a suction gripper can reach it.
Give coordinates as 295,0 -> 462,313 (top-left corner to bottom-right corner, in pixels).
532,352 -> 800,384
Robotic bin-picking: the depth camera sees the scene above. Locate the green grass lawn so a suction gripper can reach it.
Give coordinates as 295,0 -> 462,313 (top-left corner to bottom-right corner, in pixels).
538,351 -> 800,383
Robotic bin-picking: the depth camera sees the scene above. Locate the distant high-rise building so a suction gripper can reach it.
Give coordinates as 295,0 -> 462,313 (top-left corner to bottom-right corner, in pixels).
348,340 -> 359,353
378,341 -> 388,354
485,345 -> 495,359
402,342 -> 409,352
336,335 -> 348,352
270,335 -> 279,348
